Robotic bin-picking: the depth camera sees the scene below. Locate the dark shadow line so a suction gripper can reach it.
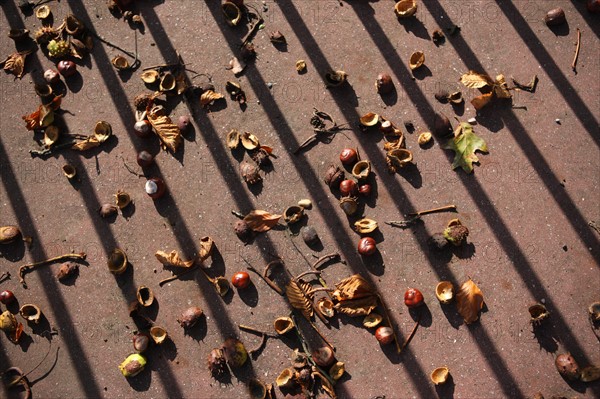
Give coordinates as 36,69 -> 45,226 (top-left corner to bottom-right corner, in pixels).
202,2 -> 438,397
495,1 -> 599,144
570,0 -> 600,39
348,0 -> 598,389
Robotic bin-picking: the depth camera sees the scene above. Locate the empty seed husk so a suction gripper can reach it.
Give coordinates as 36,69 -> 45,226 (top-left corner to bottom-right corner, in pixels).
409,51 -> 425,70
274,316 -> 294,335
317,297 -> 335,318
296,60 -> 307,73
352,160 -> 371,180
227,129 -> 241,149
395,0 -> 417,18
115,190 -> 132,209
0,225 -> 22,245
359,112 -> 379,127
430,367 -> 449,385
241,132 -> 260,150
283,206 -> 304,224
363,313 -> 383,328
276,368 -> 295,388
435,281 -> 454,304
418,132 -> 432,146
222,1 -> 242,26
107,248 -> 128,274
150,326 -> 168,344
141,70 -> 159,84
19,304 -> 42,323
112,55 -> 130,70
136,286 -> 155,307
62,164 -> 77,179
354,218 -> 378,234
529,303 -> 550,325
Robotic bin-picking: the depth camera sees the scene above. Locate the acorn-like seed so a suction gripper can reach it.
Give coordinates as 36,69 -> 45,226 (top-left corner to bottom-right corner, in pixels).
136,150 -> 154,167
544,8 -> 566,26
376,73 -> 394,94
177,306 -> 204,329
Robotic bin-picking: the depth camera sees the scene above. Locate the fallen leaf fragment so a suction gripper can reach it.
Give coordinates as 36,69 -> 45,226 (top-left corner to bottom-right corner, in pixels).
471,92 -> 493,110
442,122 -> 488,173
22,96 -> 62,130
332,274 -> 376,301
1,51 -> 31,78
228,56 -> 245,75
456,278 -> 484,324
460,71 -> 493,89
200,90 -> 225,107
334,295 -> 378,317
243,210 -> 281,232
155,250 -> 196,268
147,105 -> 182,152
493,74 -> 512,99
286,280 -> 313,319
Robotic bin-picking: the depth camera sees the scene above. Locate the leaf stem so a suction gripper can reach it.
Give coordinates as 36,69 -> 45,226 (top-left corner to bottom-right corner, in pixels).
0,271 -> 10,284
19,253 -> 86,288
400,314 -> 421,353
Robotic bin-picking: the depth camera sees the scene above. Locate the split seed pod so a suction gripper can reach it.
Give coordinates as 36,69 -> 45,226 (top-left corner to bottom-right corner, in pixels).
222,337 -> 248,368
159,72 -> 176,92
94,121 -> 113,141
529,303 -> 550,326
448,91 -> 463,104
115,190 -> 132,209
443,219 -> 469,246
107,248 -> 128,274
363,313 -> 383,328
386,148 -> 413,172
435,281 -> 454,304
240,160 -> 262,185
119,353 -> 147,378
141,70 -> 159,84
227,129 -> 241,149
354,218 -> 378,234
276,368 -> 296,388
317,297 -> 335,318
213,277 -> 231,297
325,70 -> 348,87
150,326 -> 168,345
430,367 -> 449,385
329,362 -> 346,381
64,14 -> 85,36
112,55 -> 130,70
247,379 -> 268,399
274,317 -> 294,335
395,0 -> 417,18
241,132 -> 260,150
352,160 -> 371,180
222,1 -> 242,26
0,225 -> 22,244
36,5 -> 51,20
359,112 -> 379,127
418,132 -> 432,146
283,206 -> 304,224
339,196 -> 359,216
589,302 -> 600,323
207,348 -> 228,379
323,164 -> 345,189
409,51 -> 425,70
136,286 -> 154,307
62,164 -> 77,179
19,304 -> 42,324
177,306 -> 204,329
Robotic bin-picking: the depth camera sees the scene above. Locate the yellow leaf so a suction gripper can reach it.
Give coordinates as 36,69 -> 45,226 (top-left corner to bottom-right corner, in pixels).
200,90 -> 224,107
243,210 -> 281,232
460,71 -> 493,89
155,250 -> 195,268
332,274 -> 376,301
456,278 -> 484,324
147,105 -> 182,153
334,296 -> 378,317
471,92 -> 493,110
285,280 -> 313,319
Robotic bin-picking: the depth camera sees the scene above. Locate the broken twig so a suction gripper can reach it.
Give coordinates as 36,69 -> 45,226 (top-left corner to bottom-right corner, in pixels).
400,314 -> 421,353
0,271 -> 10,284
19,253 -> 86,288
159,265 -> 198,287
407,204 -> 457,217
572,28 -> 581,72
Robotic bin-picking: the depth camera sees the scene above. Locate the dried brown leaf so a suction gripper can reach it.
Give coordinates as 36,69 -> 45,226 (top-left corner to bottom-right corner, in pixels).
175,72 -> 188,95
243,210 -> 282,232
198,236 -> 214,262
332,274 -> 376,302
460,71 -> 493,89
72,121 -> 112,151
155,250 -> 196,268
147,105 -> 182,153
22,96 -> 62,130
312,370 -> 337,399
1,51 -> 29,78
286,280 -> 313,319
200,90 -> 224,107
334,296 -> 378,317
471,92 -> 493,110
493,74 -> 512,99
456,278 -> 484,324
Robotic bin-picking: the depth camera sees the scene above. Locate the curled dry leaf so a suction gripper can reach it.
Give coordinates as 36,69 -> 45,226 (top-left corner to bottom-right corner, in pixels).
22,96 -> 62,130
333,274 -> 376,301
1,51 -> 31,79
334,295 -> 378,317
285,279 -> 314,319
147,105 -> 182,153
72,121 -> 113,151
456,278 -> 484,324
493,74 -> 512,99
155,250 -> 195,268
198,236 -> 214,263
471,92 -> 493,110
243,210 -> 282,232
442,122 -> 488,173
200,90 -> 225,107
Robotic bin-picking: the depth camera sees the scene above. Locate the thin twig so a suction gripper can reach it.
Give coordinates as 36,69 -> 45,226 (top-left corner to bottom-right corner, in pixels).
19,253 -> 86,288
400,314 -> 421,353
238,324 -> 275,337
121,157 -> 144,178
385,217 -> 420,229
158,265 -> 199,287
407,204 -> 457,217
295,270 -> 322,280
29,141 -> 77,157
312,253 -> 342,270
588,221 -> 600,236
243,258 -> 284,295
87,30 -> 136,59
0,271 -> 10,284
572,28 -> 581,72
240,18 -> 264,48
238,324 -> 274,356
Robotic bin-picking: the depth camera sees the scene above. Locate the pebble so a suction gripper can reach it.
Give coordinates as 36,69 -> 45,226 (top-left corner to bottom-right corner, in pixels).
467,117 -> 477,124
555,118 -> 561,124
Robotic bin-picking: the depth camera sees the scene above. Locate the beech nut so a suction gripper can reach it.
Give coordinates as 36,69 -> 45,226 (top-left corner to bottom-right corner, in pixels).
357,237 -> 376,256
57,60 -> 77,77
145,178 -> 166,199
376,73 -> 394,94
339,148 -> 358,165
136,150 -> 154,167
404,288 -> 424,308
339,179 -> 358,196
375,326 -> 394,345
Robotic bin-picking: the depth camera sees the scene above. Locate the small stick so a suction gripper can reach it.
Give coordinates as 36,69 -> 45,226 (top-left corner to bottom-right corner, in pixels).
305,287 -> 334,296
238,324 -> 275,337
588,221 -> 600,235
406,204 -> 457,217
572,28 -> 581,72
242,258 -> 284,295
400,314 -> 421,352
159,265 -> 198,287
295,270 -> 322,280
19,253 -> 86,288
0,271 -> 10,284
240,18 -> 264,48
312,253 -> 342,270
121,157 -> 144,178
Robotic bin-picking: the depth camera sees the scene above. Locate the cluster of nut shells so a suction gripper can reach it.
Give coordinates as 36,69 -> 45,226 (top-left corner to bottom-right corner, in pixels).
228,130 -> 274,185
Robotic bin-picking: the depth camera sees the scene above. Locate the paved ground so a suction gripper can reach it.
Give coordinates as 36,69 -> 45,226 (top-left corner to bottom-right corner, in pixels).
1,1 -> 599,398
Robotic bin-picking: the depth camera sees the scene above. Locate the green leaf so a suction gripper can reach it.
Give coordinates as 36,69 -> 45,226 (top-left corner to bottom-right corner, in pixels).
443,122 -> 488,173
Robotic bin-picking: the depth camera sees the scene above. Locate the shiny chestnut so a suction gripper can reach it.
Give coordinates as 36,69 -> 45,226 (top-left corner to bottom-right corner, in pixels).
136,150 -> 154,167
359,184 -> 371,196
357,237 -> 376,256
404,288 -> 424,308
339,148 -> 358,165
0,290 -> 15,304
339,179 -> 358,196
57,60 -> 77,77
145,177 -> 166,199
231,271 -> 250,289
375,326 -> 394,345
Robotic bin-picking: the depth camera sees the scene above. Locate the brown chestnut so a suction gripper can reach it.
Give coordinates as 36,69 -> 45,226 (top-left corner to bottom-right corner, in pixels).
544,8 -> 566,26
145,178 -> 166,199
44,68 -> 60,84
404,288 -> 424,308
136,150 -> 154,167
376,73 -> 394,94
0,290 -> 15,304
57,60 -> 76,77
375,326 -> 394,345
358,237 -> 376,256
339,148 -> 358,165
231,271 -> 250,289
339,179 -> 358,196
359,184 -> 371,196
312,347 -> 335,367
177,115 -> 191,131
134,120 -> 152,138
555,353 -> 580,381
